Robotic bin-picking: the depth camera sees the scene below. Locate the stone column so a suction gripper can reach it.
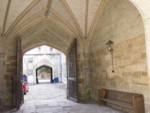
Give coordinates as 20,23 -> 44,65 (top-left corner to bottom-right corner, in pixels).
83,52 -> 90,87
78,51 -> 91,101
0,38 -> 4,110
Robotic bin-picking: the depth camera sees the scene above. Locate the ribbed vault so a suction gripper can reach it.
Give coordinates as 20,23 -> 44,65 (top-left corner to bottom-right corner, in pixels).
0,0 -> 106,39
20,20 -> 74,54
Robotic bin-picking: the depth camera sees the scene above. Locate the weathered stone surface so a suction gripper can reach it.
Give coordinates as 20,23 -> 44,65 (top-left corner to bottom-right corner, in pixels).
1,0 -> 150,112
88,0 -> 150,112
11,84 -> 124,113
89,36 -> 150,109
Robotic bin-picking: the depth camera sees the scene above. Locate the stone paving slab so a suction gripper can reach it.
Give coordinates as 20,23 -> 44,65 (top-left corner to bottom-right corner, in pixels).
10,83 -> 125,113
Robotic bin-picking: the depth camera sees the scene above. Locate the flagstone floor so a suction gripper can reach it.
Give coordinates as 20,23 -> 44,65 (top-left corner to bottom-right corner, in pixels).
12,83 -> 124,113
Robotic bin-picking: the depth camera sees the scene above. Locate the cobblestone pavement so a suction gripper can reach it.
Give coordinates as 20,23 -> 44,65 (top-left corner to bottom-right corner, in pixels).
12,83 -> 124,113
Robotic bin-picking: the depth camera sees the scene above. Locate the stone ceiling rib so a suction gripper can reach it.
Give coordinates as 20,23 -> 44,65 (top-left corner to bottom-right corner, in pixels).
1,0 -> 108,41
45,0 -> 53,18
51,0 -> 79,35
49,9 -> 80,38
1,0 -> 11,36
6,0 -> 79,39
65,0 -> 86,36
21,21 -> 46,39
21,20 -> 71,45
0,0 -> 8,32
5,0 -> 34,34
88,0 -> 109,40
21,21 -> 72,54
6,0 -> 81,39
16,0 -> 47,26
62,0 -> 84,37
22,35 -> 68,55
45,18 -> 80,40
6,16 -> 77,42
87,0 -> 103,34
5,0 -> 41,38
45,29 -> 70,46
85,0 -> 89,38
5,14 -> 45,40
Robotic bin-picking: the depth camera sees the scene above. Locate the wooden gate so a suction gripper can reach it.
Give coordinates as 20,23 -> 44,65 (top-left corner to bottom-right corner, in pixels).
67,39 -> 78,102
13,37 -> 23,109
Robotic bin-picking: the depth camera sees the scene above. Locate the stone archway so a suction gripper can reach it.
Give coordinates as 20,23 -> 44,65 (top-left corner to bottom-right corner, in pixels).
128,0 -> 150,78
36,65 -> 53,84
1,0 -> 150,112
33,59 -> 55,84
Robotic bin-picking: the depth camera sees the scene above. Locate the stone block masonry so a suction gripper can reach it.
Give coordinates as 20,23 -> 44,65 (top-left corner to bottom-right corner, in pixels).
89,36 -> 150,112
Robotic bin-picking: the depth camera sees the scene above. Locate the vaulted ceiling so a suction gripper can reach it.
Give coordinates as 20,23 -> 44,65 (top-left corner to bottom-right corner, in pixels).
0,0 -> 107,39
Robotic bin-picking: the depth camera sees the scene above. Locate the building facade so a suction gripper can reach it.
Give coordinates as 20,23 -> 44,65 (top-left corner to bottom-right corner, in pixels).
23,45 -> 67,84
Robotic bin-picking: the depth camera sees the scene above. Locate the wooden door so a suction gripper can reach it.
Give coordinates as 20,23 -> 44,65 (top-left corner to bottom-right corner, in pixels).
13,37 -> 23,109
50,68 -> 53,83
67,39 -> 78,102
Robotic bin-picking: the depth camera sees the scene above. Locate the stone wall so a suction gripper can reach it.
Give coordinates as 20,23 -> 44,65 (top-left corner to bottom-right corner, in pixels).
0,43 -> 4,110
89,37 -> 150,112
89,35 -> 148,97
0,37 -> 18,109
61,53 -> 67,84
23,54 -> 63,84
1,33 -> 86,108
89,0 -> 150,112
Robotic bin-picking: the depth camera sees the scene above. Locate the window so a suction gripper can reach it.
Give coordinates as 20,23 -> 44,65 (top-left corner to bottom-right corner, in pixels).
38,47 -> 41,51
28,69 -> 33,75
49,47 -> 53,51
28,57 -> 33,63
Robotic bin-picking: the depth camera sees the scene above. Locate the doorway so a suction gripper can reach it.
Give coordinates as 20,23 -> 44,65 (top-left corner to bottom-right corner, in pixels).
36,65 -> 53,84
22,45 -> 68,101
14,39 -> 78,110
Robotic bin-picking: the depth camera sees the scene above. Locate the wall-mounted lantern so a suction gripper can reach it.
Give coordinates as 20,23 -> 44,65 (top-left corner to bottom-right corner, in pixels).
106,40 -> 114,73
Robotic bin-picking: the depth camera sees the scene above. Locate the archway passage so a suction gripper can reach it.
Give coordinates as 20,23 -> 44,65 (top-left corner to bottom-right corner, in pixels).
1,0 -> 149,113
22,44 -> 79,106
23,45 -> 67,85
36,65 -> 53,84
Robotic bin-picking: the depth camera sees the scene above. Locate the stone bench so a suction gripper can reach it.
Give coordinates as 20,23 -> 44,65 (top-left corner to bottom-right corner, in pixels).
99,89 -> 145,113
